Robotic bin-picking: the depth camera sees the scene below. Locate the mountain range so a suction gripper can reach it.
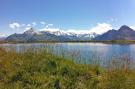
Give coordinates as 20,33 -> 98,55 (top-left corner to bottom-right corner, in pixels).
94,25 -> 135,41
5,28 -> 98,42
4,25 -> 135,42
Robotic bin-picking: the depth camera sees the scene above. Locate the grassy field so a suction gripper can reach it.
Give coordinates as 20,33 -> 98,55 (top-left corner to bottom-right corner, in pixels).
0,47 -> 135,89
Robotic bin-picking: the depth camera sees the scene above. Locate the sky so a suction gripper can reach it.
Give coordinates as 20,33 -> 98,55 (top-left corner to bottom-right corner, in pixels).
0,0 -> 135,36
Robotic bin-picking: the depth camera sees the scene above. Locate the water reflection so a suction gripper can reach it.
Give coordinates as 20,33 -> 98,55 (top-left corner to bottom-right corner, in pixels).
0,43 -> 135,64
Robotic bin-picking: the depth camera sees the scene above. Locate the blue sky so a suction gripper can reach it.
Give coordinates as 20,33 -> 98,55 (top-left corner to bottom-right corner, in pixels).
0,0 -> 135,36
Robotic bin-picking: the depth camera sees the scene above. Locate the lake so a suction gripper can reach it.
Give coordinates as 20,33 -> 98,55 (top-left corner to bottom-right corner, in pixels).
0,42 -> 135,65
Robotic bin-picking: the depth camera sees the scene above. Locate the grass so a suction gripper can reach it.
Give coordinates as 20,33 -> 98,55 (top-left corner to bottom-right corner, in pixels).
0,47 -> 135,89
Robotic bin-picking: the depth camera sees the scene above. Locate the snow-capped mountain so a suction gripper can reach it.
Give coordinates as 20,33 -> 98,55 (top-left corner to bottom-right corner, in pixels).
24,28 -> 38,35
44,30 -> 69,36
5,28 -> 99,42
40,30 -> 98,37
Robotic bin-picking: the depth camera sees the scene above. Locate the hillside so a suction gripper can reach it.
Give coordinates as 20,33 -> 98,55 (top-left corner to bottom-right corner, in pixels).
94,25 -> 135,41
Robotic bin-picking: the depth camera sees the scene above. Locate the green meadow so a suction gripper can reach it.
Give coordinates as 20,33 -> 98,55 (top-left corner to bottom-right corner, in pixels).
0,47 -> 135,89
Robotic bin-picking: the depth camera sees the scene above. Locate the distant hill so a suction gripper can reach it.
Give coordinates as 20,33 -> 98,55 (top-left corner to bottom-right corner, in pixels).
5,28 -> 98,42
94,25 -> 135,41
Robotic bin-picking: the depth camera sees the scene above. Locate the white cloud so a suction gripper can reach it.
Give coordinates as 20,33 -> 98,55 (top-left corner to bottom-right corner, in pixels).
66,23 -> 113,34
9,21 -> 113,35
48,24 -> 53,26
0,33 -> 6,37
39,23 -> 112,34
25,27 -> 32,30
67,23 -> 113,34
21,24 -> 26,27
40,21 -> 46,25
40,27 -> 60,32
27,24 -> 31,27
89,23 -> 113,34
9,22 -> 20,29
45,26 -> 49,28
130,26 -> 135,30
32,22 -> 37,26
66,29 -> 89,34
45,24 -> 53,28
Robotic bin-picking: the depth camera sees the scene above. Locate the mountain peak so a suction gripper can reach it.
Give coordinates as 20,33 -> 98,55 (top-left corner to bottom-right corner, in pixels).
94,25 -> 135,41
24,28 -> 36,35
119,25 -> 133,31
120,25 -> 129,28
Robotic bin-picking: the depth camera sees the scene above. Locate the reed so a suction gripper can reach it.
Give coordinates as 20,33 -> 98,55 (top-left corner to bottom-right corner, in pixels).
0,47 -> 135,89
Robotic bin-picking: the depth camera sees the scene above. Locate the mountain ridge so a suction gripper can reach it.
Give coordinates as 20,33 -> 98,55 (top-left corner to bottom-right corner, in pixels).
5,28 -> 98,42
94,25 -> 135,41
5,25 -> 135,42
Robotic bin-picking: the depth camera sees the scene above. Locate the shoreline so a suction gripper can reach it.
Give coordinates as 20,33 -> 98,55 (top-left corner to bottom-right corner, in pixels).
1,40 -> 135,44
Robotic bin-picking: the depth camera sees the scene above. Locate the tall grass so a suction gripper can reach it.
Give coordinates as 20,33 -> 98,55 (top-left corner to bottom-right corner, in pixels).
0,47 -> 135,89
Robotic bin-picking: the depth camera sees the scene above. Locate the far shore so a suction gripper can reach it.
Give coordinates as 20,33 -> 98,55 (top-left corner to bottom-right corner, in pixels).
1,40 -> 135,44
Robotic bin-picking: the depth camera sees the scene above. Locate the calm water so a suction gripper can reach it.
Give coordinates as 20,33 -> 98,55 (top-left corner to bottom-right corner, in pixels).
1,43 -> 135,64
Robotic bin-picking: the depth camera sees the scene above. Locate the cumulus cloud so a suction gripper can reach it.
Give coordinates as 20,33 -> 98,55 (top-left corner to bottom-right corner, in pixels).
67,23 -> 113,34
89,23 -> 113,34
130,26 -> 135,30
39,23 -> 112,34
9,22 -> 33,32
9,22 -> 20,29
